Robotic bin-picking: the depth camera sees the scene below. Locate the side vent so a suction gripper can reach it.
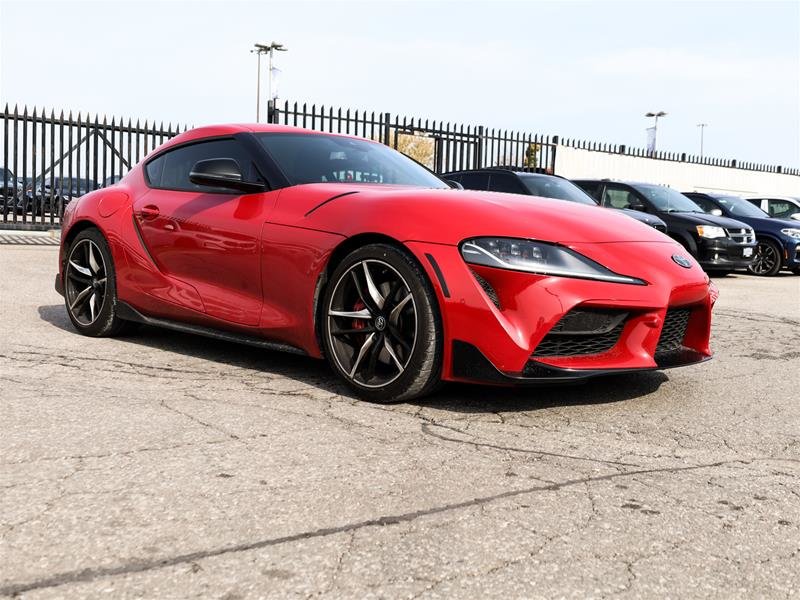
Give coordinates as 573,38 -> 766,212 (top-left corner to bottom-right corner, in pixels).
470,269 -> 501,309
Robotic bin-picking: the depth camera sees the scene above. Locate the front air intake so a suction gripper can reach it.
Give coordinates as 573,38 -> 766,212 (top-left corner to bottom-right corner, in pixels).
533,309 -> 628,357
655,308 -> 691,354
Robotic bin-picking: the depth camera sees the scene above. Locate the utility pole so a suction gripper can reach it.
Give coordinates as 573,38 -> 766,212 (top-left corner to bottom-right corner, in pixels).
645,111 -> 667,152
251,42 -> 287,122
697,123 -> 708,158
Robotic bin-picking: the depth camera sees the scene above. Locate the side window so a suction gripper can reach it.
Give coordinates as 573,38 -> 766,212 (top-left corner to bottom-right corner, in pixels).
688,195 -> 716,213
575,181 -> 601,201
488,173 -> 526,194
458,172 -> 489,191
146,139 -> 262,193
602,185 -> 638,209
767,200 -> 793,218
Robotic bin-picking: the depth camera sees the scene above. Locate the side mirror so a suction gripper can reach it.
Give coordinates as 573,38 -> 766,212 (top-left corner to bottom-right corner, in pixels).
444,179 -> 464,190
189,158 -> 266,193
790,212 -> 800,221
710,208 -> 723,217
629,202 -> 647,212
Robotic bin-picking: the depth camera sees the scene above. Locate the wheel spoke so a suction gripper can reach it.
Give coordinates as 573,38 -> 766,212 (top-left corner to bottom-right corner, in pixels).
69,260 -> 92,277
67,269 -> 91,284
69,285 -> 93,311
389,293 -> 412,325
350,270 -> 380,314
383,337 -> 404,372
387,323 -> 412,354
329,308 -> 372,319
349,332 -> 376,378
362,262 -> 385,309
88,243 -> 101,275
89,292 -> 98,321
363,333 -> 384,382
332,326 -> 376,337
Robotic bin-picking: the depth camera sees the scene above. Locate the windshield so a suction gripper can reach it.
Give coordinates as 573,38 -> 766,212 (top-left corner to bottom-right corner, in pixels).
257,133 -> 448,189
714,195 -> 769,218
635,184 -> 703,213
519,174 -> 597,206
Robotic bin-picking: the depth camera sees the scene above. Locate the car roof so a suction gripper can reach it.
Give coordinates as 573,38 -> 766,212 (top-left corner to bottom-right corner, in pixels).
444,167 -> 556,178
155,123 -> 364,154
573,179 -> 661,187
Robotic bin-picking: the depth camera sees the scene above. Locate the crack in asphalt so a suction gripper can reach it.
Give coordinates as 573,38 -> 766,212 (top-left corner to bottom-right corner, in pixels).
0,456 -> 788,597
420,422 -> 642,468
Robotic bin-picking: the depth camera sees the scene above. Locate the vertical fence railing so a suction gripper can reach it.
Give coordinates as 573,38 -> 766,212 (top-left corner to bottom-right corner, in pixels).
0,105 -> 187,229
268,100 -> 558,176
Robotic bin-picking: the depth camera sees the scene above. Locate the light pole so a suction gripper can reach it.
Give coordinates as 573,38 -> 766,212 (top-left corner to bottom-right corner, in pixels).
645,111 -> 667,152
251,42 -> 287,122
697,123 -> 708,158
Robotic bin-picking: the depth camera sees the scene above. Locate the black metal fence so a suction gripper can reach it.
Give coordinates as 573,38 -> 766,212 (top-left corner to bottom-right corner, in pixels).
1,100 -> 797,230
1,105 -> 186,230
559,136 -> 800,175
268,101 -> 558,175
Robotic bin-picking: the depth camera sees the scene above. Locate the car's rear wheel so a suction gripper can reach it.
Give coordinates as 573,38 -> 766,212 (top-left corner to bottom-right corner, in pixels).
748,239 -> 782,276
321,243 -> 442,403
64,228 -> 130,337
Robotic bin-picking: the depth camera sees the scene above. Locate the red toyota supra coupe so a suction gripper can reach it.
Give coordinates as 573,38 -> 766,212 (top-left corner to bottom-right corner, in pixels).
56,124 -> 717,402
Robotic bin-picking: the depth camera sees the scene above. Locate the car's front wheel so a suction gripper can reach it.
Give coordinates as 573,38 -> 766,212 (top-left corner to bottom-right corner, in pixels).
64,228 -> 131,337
321,243 -> 442,403
748,239 -> 782,276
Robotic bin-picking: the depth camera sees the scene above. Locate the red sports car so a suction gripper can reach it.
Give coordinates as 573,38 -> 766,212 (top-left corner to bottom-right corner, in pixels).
56,124 -> 717,402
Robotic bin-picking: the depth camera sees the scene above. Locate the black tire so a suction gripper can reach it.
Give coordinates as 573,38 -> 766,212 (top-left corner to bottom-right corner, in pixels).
321,243 -> 442,403
64,228 -> 131,337
747,239 -> 782,277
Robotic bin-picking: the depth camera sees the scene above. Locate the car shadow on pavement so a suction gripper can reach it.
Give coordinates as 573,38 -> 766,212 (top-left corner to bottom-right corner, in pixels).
38,304 -> 669,413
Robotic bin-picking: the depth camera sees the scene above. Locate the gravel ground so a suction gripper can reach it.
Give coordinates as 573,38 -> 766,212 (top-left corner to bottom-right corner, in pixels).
1,245 -> 798,599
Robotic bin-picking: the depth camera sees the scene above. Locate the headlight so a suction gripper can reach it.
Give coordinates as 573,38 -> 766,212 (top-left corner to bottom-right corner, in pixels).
696,225 -> 727,239
460,237 -> 646,285
780,228 -> 800,240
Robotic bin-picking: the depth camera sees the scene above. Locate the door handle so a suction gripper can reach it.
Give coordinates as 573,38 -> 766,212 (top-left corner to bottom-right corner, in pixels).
138,204 -> 159,219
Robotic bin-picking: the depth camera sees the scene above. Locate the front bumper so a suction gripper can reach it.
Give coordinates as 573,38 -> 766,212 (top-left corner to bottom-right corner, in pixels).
782,241 -> 800,269
408,240 -> 716,385
451,340 -> 710,385
696,237 -> 755,269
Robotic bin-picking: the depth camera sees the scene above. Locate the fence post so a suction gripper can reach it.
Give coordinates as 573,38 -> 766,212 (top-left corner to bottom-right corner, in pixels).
475,126 -> 484,169
551,135 -> 559,174
383,112 -> 391,146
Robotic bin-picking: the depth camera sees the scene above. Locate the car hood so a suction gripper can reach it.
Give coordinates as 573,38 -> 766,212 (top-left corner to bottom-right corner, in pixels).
619,208 -> 665,226
667,211 -> 752,229
731,214 -> 800,231
274,184 -> 674,245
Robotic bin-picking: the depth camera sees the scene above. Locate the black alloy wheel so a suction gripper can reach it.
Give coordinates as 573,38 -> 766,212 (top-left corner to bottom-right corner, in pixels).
747,239 -> 782,276
322,244 -> 442,403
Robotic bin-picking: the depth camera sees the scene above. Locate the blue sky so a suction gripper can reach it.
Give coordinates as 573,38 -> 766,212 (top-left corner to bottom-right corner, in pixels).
2,0 -> 798,166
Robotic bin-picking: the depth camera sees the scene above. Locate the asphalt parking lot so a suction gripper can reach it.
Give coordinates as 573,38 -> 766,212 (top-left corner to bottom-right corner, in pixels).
1,243 -> 798,599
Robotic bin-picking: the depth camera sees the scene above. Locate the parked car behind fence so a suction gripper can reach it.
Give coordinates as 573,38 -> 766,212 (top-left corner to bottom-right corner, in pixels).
444,168 -> 669,233
684,192 -> 800,276
573,179 -> 756,275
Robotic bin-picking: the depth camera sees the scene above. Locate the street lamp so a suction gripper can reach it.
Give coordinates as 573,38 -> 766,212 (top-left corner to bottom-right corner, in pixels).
697,123 -> 708,158
644,111 -> 667,152
251,42 -> 287,122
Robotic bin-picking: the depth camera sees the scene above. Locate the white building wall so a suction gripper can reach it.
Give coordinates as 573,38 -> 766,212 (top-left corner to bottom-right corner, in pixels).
555,145 -> 800,196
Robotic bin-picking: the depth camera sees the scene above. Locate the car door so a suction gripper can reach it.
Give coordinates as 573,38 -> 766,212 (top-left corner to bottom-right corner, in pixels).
766,199 -> 796,219
599,183 -> 644,211
134,137 -> 277,326
687,194 -> 720,215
